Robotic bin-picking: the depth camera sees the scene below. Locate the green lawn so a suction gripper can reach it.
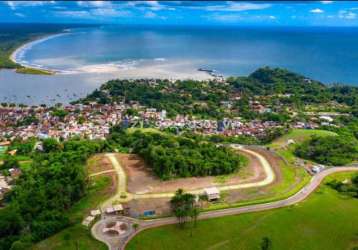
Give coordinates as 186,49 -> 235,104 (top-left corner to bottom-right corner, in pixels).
269,129 -> 337,150
32,224 -> 106,250
127,172 -> 358,250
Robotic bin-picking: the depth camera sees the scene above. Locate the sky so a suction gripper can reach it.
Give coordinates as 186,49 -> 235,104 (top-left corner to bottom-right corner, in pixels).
0,1 -> 358,26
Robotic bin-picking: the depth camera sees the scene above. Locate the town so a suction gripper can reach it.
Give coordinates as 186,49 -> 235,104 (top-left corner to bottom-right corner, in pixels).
0,99 -> 337,143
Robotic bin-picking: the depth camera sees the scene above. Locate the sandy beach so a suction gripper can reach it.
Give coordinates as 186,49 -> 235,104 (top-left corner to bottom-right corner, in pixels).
10,32 -> 70,71
9,32 -> 213,80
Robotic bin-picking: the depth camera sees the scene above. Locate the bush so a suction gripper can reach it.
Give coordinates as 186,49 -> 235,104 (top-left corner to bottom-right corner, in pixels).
295,135 -> 358,166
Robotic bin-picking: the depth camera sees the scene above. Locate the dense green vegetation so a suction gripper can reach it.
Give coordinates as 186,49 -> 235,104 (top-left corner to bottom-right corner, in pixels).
295,135 -> 358,166
31,175 -> 111,250
127,173 -> 358,250
328,174 -> 358,198
170,189 -> 200,227
292,119 -> 358,166
79,67 -> 358,119
109,128 -> 246,180
0,138 -> 108,250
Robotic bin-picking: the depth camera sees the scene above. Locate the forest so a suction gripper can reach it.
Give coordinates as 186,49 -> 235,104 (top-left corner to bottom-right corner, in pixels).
0,138 -> 108,250
108,128 -> 246,180
295,118 -> 358,166
78,67 -> 358,119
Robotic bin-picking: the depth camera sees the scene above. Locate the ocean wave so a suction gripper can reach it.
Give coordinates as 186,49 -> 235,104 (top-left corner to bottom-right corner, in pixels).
154,58 -> 166,62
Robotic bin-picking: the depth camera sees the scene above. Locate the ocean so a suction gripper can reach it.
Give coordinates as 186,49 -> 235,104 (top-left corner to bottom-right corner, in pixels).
2,25 -> 358,104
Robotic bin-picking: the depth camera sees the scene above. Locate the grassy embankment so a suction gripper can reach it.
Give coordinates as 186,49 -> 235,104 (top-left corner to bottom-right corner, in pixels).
31,155 -> 112,250
127,172 -> 358,250
203,129 -> 337,210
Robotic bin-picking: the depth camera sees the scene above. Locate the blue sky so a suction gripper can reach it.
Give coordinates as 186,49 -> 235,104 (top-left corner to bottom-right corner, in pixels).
0,1 -> 358,26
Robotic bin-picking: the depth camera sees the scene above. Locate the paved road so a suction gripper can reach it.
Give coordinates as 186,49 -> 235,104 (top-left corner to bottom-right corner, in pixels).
102,146 -> 276,202
119,166 -> 358,250
91,149 -> 358,250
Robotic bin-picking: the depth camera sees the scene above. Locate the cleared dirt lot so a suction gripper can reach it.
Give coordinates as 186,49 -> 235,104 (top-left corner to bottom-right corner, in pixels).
116,147 -> 270,195
125,198 -> 171,217
87,154 -> 114,175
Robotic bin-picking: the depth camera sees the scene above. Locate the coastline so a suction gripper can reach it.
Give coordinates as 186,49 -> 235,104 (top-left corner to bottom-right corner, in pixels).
9,32 -> 70,75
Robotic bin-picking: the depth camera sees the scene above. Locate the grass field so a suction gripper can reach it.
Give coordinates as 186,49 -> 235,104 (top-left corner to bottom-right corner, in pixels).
32,155 -> 114,250
269,129 -> 337,150
127,172 -> 358,250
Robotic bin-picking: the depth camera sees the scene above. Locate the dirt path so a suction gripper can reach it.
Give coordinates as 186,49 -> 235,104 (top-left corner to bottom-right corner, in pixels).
89,169 -> 116,177
117,166 -> 358,250
101,153 -> 130,208
101,146 -> 276,204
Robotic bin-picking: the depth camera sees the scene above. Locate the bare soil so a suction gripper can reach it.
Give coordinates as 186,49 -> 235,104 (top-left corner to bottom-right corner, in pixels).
224,146 -> 285,203
87,154 -> 114,175
116,147 -> 269,194
124,198 -> 171,217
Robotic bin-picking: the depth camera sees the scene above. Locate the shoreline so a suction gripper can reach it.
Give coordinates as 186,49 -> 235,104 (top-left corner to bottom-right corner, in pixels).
9,32 -> 70,74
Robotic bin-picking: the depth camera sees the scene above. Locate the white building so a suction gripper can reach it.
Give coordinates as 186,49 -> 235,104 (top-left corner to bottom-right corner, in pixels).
204,187 -> 220,201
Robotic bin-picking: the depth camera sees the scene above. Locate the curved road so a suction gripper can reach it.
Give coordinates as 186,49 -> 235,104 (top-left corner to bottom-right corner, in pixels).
99,146 -> 276,203
91,148 -> 358,250
119,166 -> 358,250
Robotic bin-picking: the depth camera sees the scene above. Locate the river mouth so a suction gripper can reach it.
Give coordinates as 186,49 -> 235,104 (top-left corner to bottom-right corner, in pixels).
4,25 -> 358,105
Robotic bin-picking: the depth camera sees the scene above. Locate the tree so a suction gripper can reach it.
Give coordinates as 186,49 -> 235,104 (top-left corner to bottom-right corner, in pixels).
170,189 -> 196,227
261,237 -> 272,250
1,156 -> 19,170
132,223 -> 139,232
42,138 -> 61,153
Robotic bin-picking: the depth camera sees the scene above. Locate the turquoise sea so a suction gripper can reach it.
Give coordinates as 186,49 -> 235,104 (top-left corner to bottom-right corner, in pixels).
2,25 -> 358,104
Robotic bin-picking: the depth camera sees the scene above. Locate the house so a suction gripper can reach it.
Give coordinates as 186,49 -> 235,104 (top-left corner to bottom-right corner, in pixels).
82,216 -> 95,227
105,204 -> 124,215
90,209 -> 101,217
319,115 -> 333,123
312,165 -> 325,174
204,187 -> 220,201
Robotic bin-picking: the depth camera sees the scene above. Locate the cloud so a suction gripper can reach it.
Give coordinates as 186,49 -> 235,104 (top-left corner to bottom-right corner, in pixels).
338,10 -> 357,20
310,8 -> 324,14
193,2 -> 271,12
6,1 -> 55,10
210,14 -> 242,22
125,1 -> 175,11
144,11 -> 157,18
77,1 -> 112,8
321,1 -> 333,4
55,10 -> 91,18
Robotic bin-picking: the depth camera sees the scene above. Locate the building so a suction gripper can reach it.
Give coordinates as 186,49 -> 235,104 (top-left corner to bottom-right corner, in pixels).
204,187 -> 220,201
82,216 -> 95,227
105,204 -> 124,215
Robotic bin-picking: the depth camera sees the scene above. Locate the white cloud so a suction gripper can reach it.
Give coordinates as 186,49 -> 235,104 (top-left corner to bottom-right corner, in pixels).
6,1 -> 55,10
210,14 -> 242,22
339,10 -> 357,20
310,8 -> 324,14
77,1 -> 112,8
55,7 -> 130,19
194,2 -> 271,12
321,1 -> 333,4
56,10 -> 91,18
269,15 -> 276,20
144,11 -> 157,18
91,8 -> 129,17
